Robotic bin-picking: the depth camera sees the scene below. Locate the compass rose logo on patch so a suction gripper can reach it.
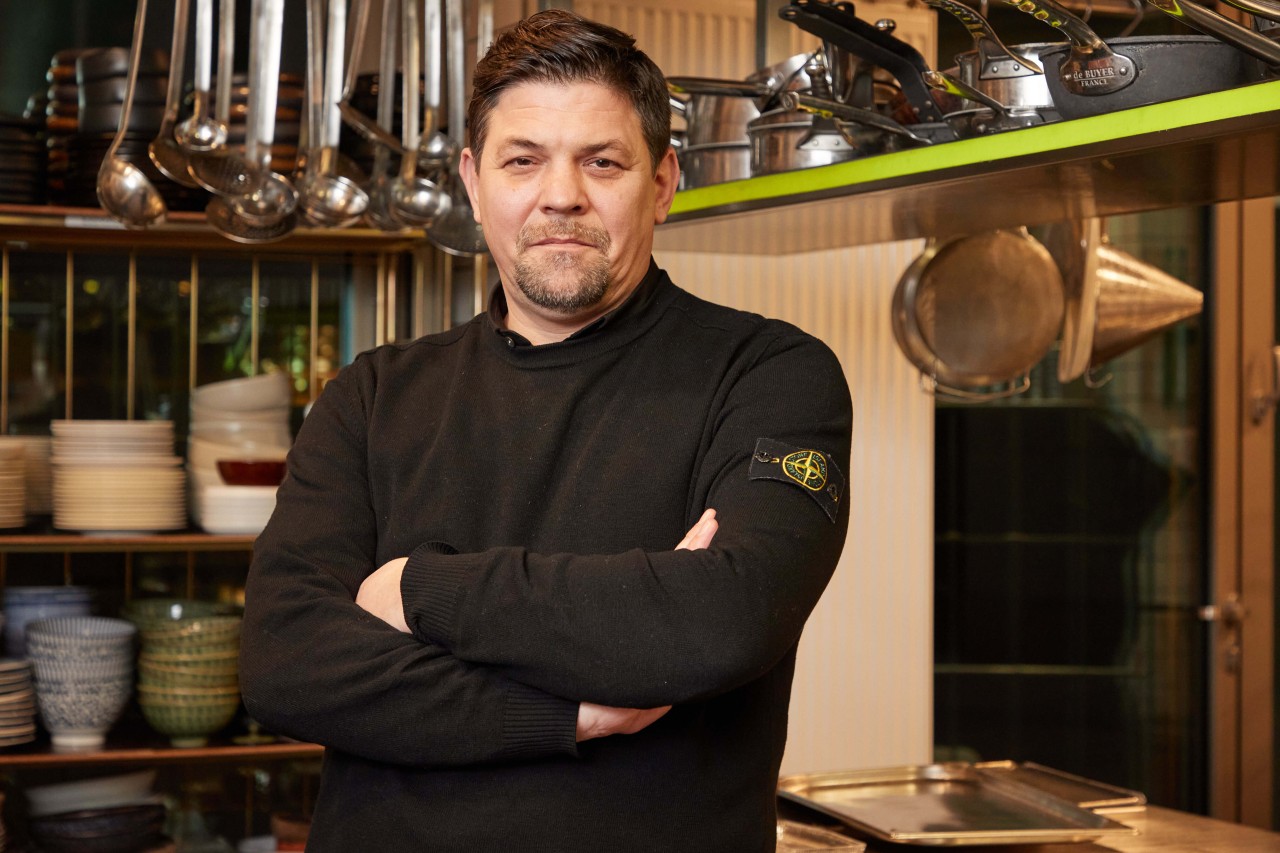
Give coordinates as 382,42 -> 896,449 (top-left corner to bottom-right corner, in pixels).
782,450 -> 828,491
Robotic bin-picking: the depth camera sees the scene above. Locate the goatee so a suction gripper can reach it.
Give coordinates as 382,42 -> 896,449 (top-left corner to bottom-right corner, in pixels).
513,221 -> 612,313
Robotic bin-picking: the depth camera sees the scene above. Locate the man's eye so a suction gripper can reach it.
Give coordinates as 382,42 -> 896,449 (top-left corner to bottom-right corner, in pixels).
590,159 -> 618,169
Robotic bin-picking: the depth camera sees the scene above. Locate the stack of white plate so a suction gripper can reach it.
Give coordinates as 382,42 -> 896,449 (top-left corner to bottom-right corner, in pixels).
51,420 -> 186,534
0,441 -> 25,528
189,374 -> 291,532
0,658 -> 36,748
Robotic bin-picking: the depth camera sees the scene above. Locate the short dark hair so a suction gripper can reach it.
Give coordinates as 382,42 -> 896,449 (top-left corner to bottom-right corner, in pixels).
467,9 -> 671,173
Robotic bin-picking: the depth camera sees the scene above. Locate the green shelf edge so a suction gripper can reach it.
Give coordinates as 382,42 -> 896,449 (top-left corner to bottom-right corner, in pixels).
667,79 -> 1280,217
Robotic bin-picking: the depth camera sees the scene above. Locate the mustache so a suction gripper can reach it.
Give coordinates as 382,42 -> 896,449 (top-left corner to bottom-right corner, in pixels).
516,221 -> 610,253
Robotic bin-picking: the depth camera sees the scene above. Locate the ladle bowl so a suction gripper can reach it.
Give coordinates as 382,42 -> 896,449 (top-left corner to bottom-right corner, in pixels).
425,177 -> 486,256
175,114 -> 229,152
207,196 -> 297,243
188,147 -> 262,196
298,172 -> 370,228
149,132 -> 199,187
230,171 -> 299,226
98,154 -> 167,228
387,174 -> 451,227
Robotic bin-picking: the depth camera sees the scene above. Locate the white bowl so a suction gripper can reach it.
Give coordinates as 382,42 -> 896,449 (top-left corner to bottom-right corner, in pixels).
188,437 -> 288,473
191,373 -> 291,411
189,421 -> 292,449
191,403 -> 291,424
26,769 -> 157,817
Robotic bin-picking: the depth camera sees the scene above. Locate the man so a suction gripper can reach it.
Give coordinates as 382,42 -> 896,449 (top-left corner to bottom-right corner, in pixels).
239,9 -> 852,851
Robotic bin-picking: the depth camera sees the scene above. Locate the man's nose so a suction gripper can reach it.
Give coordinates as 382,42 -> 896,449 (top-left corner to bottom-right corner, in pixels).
538,162 -> 588,214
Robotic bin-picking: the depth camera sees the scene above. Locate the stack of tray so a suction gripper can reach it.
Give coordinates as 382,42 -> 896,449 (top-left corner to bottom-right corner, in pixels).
778,761 -> 1144,846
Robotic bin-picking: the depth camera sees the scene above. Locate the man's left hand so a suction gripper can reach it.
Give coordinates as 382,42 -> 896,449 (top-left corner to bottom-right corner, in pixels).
356,557 -> 410,632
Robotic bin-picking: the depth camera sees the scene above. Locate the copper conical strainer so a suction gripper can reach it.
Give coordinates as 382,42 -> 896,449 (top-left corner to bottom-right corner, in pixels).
1045,218 -> 1204,383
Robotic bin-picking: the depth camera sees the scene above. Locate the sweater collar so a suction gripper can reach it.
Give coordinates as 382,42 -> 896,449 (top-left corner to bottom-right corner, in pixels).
486,260 -> 670,353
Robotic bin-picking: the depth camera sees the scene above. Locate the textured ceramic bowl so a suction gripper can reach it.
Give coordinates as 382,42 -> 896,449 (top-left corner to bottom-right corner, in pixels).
121,599 -> 233,632
35,679 -> 133,751
25,617 -> 136,656
138,648 -> 240,670
138,659 -> 238,688
139,615 -> 241,650
137,684 -> 240,747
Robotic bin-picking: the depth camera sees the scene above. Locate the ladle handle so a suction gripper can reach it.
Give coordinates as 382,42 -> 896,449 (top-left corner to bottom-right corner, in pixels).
372,0 -> 398,175
1146,0 -> 1280,65
1220,0 -> 1280,22
400,0 -> 421,180
425,0 -> 442,130
342,0 -> 372,102
193,0 -> 211,95
446,0 -> 465,145
922,0 -> 1042,74
165,0 -> 192,125
215,0 -> 235,124
305,0 -> 325,166
324,0 -> 348,151
477,0 -> 494,60
107,0 -> 151,163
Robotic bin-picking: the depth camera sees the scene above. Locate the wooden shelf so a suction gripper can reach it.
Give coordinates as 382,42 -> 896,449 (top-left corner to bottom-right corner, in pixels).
655,79 -> 1280,255
0,204 -> 427,254
0,530 -> 255,553
0,735 -> 321,768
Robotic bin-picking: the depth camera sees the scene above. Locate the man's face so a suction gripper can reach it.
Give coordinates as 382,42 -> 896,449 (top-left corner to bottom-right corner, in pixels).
460,81 -> 678,326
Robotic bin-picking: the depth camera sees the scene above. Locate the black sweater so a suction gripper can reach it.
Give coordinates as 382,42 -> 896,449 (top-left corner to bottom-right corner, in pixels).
240,262 -> 853,852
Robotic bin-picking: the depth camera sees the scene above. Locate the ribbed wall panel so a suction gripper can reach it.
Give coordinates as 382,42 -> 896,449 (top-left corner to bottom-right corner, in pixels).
573,0 -> 758,78
657,242 -> 934,774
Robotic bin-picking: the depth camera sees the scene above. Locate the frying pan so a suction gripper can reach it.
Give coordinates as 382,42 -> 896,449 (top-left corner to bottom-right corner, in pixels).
1003,0 -> 1276,119
891,228 -> 1064,400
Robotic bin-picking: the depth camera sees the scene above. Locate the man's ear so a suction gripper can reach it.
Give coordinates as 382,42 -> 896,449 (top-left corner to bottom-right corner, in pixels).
460,148 -> 482,223
653,146 -> 680,225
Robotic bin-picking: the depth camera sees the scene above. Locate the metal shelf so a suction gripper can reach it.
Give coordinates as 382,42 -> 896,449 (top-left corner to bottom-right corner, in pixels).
655,79 -> 1280,255
0,736 -> 321,768
0,530 -> 256,553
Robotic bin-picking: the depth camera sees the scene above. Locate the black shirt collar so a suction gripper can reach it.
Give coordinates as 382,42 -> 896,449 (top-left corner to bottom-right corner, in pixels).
489,260 -> 663,348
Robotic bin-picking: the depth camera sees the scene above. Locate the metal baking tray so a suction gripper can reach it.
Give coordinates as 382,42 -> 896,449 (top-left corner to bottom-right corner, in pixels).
973,761 -> 1148,814
777,763 -> 1139,846
776,819 -> 867,851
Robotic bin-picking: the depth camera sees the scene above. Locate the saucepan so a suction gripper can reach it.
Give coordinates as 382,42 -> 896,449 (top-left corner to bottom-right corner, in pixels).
891,227 -> 1065,400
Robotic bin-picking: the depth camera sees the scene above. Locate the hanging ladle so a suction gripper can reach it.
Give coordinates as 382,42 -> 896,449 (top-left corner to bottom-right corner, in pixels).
186,0 -> 238,188
424,0 -> 486,255
415,0 -> 459,176
207,0 -> 297,242
98,0 -> 168,228
148,0 -> 198,186
298,0 -> 370,227
387,0 -> 451,227
175,0 -> 228,153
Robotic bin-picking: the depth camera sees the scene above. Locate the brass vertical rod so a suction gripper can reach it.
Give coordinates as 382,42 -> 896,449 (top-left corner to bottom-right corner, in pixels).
124,552 -> 133,602
1,246 -> 10,433
443,253 -> 454,332
251,256 -> 261,372
127,252 -> 138,420
189,254 -> 200,393
375,255 -> 387,345
65,253 -> 74,419
310,259 -> 320,405
386,256 -> 397,344
186,551 -> 195,598
1,552 -> 7,589
440,250 -> 452,331
412,249 -> 426,339
63,552 -> 71,586
473,254 -> 488,317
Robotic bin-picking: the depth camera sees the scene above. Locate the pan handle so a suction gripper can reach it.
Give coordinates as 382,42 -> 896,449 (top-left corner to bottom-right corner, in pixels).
919,371 -> 1032,401
1146,0 -> 1280,66
1219,0 -> 1280,23
923,0 -> 1043,75
998,0 -> 1138,95
779,0 -> 950,125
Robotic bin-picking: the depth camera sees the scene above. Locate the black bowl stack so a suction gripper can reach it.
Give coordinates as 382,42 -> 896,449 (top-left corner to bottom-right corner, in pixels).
42,48 -> 93,203
0,113 -> 47,205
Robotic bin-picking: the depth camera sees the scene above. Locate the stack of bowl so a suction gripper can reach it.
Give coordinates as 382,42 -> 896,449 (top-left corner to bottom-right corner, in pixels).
26,770 -> 169,852
189,373 -> 292,534
0,112 -> 47,205
134,605 -> 242,747
0,439 -> 25,528
0,434 -> 54,517
4,585 -> 94,658
26,616 -> 136,751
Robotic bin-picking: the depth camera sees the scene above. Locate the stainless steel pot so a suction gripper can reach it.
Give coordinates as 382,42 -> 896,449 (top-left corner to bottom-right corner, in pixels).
667,79 -> 765,147
951,42 -> 1062,118
746,107 -> 856,176
679,142 -> 752,188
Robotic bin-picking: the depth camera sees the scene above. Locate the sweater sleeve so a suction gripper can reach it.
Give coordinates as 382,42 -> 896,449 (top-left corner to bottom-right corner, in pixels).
239,363 -> 580,768
400,330 -> 853,708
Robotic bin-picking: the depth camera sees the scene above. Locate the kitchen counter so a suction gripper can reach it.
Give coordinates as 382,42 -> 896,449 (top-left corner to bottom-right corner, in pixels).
779,802 -> 1280,852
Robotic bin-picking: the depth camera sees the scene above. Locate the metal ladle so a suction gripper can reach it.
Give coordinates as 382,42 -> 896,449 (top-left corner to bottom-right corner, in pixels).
387,0 -> 451,227
148,0 -> 198,186
185,0 -> 237,188
175,0 -> 228,153
299,0 -> 370,227
98,0 -> 167,228
424,0 -> 486,255
208,0 -> 298,242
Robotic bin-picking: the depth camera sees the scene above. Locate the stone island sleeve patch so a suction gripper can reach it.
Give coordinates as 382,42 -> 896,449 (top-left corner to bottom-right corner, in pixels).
749,437 -> 845,523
